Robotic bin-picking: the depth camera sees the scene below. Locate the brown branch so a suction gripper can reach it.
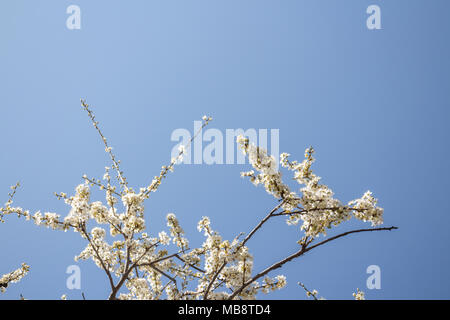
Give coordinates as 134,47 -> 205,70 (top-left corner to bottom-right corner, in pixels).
150,265 -> 178,285
108,241 -> 159,300
137,250 -> 184,268
203,263 -> 226,300
174,254 -> 205,273
203,201 -> 286,300
242,200 -> 286,246
306,226 -> 398,252
271,206 -> 376,217
228,226 -> 398,300
80,226 -> 116,293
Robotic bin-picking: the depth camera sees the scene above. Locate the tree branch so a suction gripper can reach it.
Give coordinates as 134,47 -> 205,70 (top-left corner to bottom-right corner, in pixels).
80,226 -> 116,293
203,201 -> 285,300
228,226 -> 398,300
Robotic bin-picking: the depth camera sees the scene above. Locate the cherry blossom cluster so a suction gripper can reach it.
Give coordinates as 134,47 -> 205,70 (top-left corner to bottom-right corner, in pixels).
353,288 -> 366,300
0,263 -> 30,293
238,136 -> 384,238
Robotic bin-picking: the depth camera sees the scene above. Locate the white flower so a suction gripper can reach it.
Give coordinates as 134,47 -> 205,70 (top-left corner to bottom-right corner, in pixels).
353,288 -> 365,300
158,231 -> 170,245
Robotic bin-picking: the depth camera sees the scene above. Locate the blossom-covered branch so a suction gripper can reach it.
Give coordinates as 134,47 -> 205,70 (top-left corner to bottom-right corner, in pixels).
0,264 -> 30,293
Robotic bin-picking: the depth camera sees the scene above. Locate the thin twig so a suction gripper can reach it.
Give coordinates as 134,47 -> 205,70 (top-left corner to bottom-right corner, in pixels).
298,282 -> 318,300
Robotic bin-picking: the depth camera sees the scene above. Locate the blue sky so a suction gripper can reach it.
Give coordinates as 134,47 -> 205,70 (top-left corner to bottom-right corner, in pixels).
1,0 -> 449,299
